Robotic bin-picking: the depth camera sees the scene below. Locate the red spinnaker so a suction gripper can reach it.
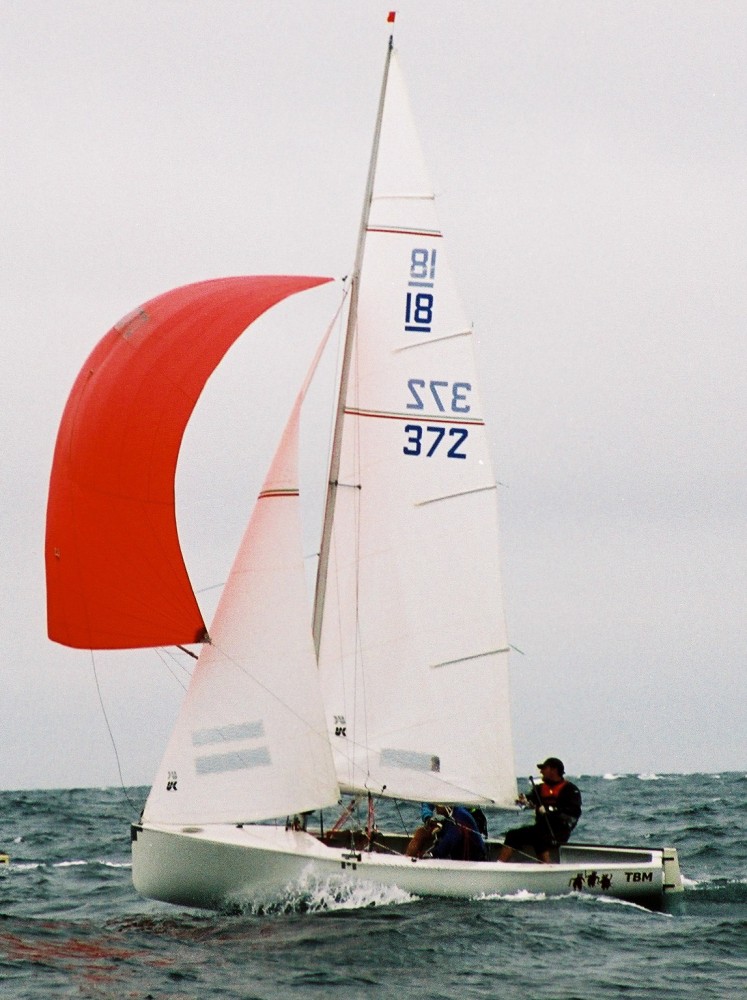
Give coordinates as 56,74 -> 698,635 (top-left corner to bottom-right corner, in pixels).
45,274 -> 332,650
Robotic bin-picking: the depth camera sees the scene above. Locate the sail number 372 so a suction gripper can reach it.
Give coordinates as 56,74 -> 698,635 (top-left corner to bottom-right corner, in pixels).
404,378 -> 471,459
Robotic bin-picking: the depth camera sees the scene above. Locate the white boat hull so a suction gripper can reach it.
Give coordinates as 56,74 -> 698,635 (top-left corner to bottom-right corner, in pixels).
131,822 -> 683,911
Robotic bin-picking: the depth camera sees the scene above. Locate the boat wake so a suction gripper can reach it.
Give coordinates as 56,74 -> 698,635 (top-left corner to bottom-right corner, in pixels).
476,887 -> 671,915
226,872 -> 416,915
477,888 -> 549,904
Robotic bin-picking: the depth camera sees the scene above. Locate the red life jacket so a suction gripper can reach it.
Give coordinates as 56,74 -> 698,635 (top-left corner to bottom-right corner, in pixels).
535,779 -> 580,841
538,779 -> 567,806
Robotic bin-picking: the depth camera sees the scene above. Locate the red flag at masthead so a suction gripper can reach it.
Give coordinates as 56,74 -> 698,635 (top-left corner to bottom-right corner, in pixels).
387,11 -> 396,23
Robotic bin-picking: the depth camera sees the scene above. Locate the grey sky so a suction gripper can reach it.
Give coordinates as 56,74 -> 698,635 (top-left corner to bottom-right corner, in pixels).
2,1 -> 744,790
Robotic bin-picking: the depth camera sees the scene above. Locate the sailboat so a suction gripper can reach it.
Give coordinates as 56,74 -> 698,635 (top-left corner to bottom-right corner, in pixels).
46,34 -> 683,911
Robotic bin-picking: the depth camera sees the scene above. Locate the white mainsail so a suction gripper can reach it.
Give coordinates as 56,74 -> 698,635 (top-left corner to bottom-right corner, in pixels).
143,335 -> 340,826
316,50 -> 517,808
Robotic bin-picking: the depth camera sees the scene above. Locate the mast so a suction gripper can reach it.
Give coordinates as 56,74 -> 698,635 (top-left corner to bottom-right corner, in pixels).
312,35 -> 394,654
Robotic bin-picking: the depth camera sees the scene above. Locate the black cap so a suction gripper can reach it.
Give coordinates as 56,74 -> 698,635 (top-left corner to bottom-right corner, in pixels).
537,757 -> 565,775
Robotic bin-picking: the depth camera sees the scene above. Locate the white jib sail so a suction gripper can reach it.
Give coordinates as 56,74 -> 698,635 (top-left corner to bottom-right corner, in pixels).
143,329 -> 341,826
317,50 -> 517,808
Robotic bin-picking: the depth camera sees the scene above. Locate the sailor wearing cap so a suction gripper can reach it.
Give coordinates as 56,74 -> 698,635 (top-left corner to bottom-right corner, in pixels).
498,758 -> 582,863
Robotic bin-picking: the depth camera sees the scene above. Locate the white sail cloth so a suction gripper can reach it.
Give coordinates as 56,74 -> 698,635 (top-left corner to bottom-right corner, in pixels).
316,53 -> 517,808
143,346 -> 340,826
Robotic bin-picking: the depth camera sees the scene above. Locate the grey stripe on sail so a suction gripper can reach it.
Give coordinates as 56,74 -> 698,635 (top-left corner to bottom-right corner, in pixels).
191,721 -> 265,747
380,748 -> 441,773
195,747 -> 271,775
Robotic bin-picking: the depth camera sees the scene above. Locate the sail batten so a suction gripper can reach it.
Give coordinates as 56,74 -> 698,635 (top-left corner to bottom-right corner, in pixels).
370,193 -> 436,201
394,329 -> 472,351
415,485 -> 498,507
432,648 -> 512,670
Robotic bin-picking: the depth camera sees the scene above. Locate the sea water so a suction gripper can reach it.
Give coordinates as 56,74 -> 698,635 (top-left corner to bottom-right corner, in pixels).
0,773 -> 745,999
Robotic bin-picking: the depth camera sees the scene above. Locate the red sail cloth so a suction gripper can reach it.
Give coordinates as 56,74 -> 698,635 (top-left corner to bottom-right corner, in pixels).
46,274 -> 331,650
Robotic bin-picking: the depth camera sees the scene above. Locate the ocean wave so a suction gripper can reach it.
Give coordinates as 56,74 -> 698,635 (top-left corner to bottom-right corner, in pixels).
1,777 -> 745,1000
6,858 -> 132,873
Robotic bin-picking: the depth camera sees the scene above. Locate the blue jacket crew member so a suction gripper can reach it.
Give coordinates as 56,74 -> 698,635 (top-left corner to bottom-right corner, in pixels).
498,758 -> 582,864
430,804 -> 487,861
